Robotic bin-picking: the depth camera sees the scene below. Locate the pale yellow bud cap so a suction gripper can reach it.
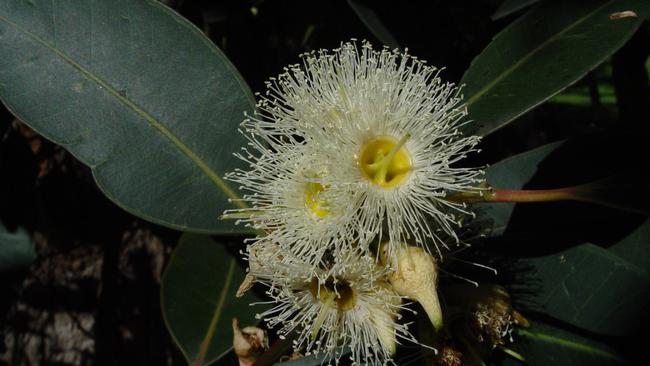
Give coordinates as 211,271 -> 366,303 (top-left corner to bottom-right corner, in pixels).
381,243 -> 444,331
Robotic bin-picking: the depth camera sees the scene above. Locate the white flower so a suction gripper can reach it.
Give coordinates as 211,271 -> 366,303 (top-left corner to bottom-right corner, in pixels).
226,143 -> 361,266
248,245 -> 422,365
244,41 -> 483,258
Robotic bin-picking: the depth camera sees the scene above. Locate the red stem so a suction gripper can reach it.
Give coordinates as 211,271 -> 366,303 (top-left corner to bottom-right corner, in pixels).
489,187 -> 577,203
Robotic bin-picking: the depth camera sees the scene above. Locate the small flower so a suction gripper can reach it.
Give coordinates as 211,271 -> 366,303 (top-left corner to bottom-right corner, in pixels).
240,40 -> 483,259
249,245 -> 422,365
226,144 -> 361,266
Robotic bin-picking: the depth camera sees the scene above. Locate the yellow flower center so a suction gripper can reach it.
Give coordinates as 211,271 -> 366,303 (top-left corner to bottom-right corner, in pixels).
359,135 -> 412,188
304,182 -> 330,218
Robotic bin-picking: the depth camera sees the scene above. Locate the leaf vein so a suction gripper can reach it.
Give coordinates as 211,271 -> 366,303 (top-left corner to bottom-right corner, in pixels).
464,0 -> 615,107
0,12 -> 246,208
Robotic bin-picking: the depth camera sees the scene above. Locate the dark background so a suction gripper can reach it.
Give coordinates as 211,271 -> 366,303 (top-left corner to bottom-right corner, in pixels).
1,0 -> 648,365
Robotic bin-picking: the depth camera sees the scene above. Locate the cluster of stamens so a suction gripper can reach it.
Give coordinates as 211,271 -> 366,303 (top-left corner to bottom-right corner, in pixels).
226,41 -> 484,365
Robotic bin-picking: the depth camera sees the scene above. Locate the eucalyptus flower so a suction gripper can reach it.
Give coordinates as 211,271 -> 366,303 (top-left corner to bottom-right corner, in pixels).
248,245 -> 422,365
233,40 -> 483,261
226,144 -> 361,266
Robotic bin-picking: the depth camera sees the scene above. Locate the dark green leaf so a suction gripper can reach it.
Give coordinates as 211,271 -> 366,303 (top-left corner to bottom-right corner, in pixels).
506,321 -> 626,366
347,0 -> 399,49
491,0 -> 540,20
480,142 -> 563,236
517,243 -> 650,336
273,354 -> 325,366
609,218 -> 650,275
479,140 -> 647,236
479,143 -> 650,336
0,223 -> 35,272
462,0 -> 645,136
161,234 -> 263,366
0,0 -> 254,234
271,348 -> 347,366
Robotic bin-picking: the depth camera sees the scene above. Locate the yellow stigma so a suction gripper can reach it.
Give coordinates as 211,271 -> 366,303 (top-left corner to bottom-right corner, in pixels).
359,135 -> 412,188
304,182 -> 330,218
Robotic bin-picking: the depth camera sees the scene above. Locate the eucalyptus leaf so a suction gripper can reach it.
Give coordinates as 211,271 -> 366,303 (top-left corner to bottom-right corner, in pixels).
479,140 -> 647,237
491,0 -> 541,20
0,223 -> 35,272
161,233 -> 263,366
480,142 -> 563,237
0,0 -> 254,234
609,218 -> 650,274
506,321 -> 626,366
347,0 -> 399,49
272,349 -> 351,366
516,243 -> 650,336
273,354 -> 330,366
480,141 -> 650,336
462,0 -> 645,136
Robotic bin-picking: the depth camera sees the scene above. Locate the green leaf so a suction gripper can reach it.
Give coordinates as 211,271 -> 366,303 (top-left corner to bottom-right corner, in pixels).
273,355 -> 329,366
347,0 -> 399,49
479,140 -> 647,236
491,0 -> 540,20
517,243 -> 650,336
462,0 -> 645,136
0,223 -> 36,272
480,142 -> 650,335
270,346 -> 348,366
0,0 -> 254,234
480,142 -> 563,236
608,218 -> 650,275
161,233 -> 263,366
508,321 -> 626,366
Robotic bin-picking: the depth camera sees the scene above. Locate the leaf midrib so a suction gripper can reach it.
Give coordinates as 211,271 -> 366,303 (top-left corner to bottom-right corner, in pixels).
463,0 -> 615,108
192,258 -> 236,366
0,12 -> 245,209
517,328 -> 625,362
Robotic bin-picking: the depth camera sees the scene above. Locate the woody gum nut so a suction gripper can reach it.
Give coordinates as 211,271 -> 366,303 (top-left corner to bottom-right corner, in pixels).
387,245 -> 444,331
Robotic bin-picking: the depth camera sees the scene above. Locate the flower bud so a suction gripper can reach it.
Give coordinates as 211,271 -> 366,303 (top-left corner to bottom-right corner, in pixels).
381,243 -> 443,331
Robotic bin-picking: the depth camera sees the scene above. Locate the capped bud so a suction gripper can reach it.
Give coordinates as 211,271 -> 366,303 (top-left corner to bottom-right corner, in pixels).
381,243 -> 443,331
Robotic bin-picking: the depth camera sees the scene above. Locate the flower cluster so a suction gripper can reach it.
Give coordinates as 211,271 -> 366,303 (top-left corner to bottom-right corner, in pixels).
226,41 -> 483,365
